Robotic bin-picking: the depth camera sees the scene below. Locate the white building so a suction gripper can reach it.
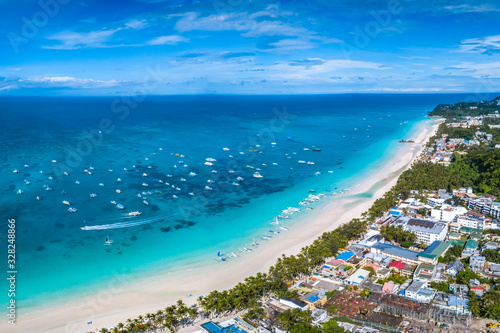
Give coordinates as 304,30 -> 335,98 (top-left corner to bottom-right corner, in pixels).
431,205 -> 467,222
456,211 -> 485,229
345,268 -> 370,285
397,217 -> 447,245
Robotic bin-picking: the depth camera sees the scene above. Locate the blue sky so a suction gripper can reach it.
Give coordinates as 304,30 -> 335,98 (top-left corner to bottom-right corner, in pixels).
1,0 -> 500,95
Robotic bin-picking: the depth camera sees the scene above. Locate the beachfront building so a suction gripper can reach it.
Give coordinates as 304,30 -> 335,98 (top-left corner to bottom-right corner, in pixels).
396,217 -> 447,245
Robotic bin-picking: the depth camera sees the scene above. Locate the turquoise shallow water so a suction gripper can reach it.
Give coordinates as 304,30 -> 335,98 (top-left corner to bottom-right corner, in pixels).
0,94 -> 476,309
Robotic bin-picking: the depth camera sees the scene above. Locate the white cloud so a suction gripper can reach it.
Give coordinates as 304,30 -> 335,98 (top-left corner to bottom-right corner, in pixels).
146,35 -> 189,45
20,76 -> 123,88
125,19 -> 148,29
44,29 -> 121,50
174,12 -> 312,38
444,4 -> 500,13
458,35 -> 500,54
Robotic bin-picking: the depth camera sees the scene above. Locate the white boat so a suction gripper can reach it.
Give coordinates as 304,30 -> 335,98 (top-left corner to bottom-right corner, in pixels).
158,180 -> 163,183
116,204 -> 125,210
48,176 -> 53,180
189,172 -> 197,176
232,182 -> 240,186
298,160 -> 306,164
188,192 -> 194,196
175,187 -> 181,191
62,200 -> 70,205
304,148 -> 309,151
24,164 -> 29,168
24,180 -> 30,185
272,162 -> 278,165
315,172 -> 321,176
271,142 -> 276,145
223,147 -> 230,151
104,236 -> 114,245
13,169 -> 20,173
51,160 -> 57,163
64,172 -> 69,176
237,176 -> 244,181
45,186 -> 52,191
207,179 -> 216,184
143,200 -> 149,205
180,178 -> 187,182
307,161 -> 315,165
67,207 -> 77,213
206,158 -> 216,162
111,201 -> 117,205
204,162 -> 213,166
328,170 -> 333,173
142,183 -> 148,187
211,170 -> 217,174
142,173 -> 148,177
253,172 -> 263,178
117,178 -> 122,182
36,196 -> 41,200
228,170 -> 235,173
109,169 -> 113,172
75,180 -> 80,184
278,214 -> 290,219
172,195 -> 178,199
99,183 -> 104,186
205,186 -> 212,190
17,189 -> 23,194
167,174 -> 172,177
90,193 -> 97,198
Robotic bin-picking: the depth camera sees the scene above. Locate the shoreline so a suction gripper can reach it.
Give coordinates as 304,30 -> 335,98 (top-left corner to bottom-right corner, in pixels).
8,118 -> 443,333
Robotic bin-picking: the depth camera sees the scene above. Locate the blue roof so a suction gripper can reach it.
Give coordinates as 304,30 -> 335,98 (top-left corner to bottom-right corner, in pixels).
370,242 -> 419,261
389,210 -> 401,216
448,295 -> 469,308
336,251 -> 355,261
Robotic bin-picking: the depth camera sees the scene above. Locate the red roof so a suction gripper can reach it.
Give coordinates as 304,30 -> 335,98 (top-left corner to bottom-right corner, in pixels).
388,260 -> 405,270
329,259 -> 343,266
471,286 -> 483,290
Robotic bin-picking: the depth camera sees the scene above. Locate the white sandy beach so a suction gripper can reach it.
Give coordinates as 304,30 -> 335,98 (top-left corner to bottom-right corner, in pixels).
7,119 -> 443,333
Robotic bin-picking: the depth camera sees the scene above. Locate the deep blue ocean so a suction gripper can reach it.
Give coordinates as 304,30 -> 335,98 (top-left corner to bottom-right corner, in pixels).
0,93 -> 487,309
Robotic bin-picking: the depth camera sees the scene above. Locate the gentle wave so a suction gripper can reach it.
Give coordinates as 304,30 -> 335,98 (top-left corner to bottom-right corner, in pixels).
80,213 -> 177,230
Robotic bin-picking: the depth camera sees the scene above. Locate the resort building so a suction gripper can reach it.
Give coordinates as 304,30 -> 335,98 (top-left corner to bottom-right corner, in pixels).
396,217 -> 447,245
369,242 -> 420,265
